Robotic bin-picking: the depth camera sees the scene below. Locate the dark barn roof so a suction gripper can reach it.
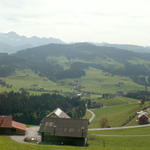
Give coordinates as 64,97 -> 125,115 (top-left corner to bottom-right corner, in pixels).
39,117 -> 88,138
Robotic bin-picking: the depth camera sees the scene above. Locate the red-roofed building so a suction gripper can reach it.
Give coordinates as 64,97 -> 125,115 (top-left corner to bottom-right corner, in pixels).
0,116 -> 26,135
137,111 -> 149,124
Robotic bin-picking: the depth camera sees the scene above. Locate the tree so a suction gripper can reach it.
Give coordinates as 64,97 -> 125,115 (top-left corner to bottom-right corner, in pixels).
99,117 -> 110,128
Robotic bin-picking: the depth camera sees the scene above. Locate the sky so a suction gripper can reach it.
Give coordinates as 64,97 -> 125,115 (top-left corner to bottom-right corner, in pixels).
0,0 -> 150,45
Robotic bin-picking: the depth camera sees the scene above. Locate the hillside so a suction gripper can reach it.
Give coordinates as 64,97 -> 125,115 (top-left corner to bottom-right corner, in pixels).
0,43 -> 150,95
96,43 -> 150,53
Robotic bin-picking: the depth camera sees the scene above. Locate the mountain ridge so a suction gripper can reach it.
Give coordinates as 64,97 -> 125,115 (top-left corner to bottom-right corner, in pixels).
95,42 -> 150,53
0,31 -> 64,53
0,42 -> 150,86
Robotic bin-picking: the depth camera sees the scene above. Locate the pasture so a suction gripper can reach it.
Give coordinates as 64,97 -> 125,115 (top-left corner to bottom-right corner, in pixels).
87,104 -> 140,128
0,67 -> 148,95
1,135 -> 150,150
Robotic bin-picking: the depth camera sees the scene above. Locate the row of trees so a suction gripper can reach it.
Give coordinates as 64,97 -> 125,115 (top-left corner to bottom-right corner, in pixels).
0,91 -> 86,124
125,91 -> 150,101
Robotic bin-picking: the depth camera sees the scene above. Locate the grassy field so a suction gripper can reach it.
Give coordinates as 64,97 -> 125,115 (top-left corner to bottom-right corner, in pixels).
86,104 -> 140,128
79,68 -> 147,94
0,69 -> 72,94
1,135 -> 150,150
0,67 -> 148,95
89,126 -> 150,135
91,96 -> 138,106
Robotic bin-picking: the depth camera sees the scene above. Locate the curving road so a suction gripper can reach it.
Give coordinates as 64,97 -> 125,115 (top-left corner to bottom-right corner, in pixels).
87,109 -> 95,123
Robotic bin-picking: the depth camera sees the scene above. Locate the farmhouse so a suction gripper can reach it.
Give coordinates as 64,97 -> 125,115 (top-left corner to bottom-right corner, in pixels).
137,111 -> 149,124
0,116 -> 26,135
39,108 -> 88,146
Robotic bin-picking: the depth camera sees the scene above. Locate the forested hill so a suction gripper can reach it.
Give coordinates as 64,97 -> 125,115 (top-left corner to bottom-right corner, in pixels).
1,43 -> 150,86
16,43 -> 150,60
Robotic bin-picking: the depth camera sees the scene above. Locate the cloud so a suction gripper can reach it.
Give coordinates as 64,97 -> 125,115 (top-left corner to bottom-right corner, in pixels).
0,0 -> 150,45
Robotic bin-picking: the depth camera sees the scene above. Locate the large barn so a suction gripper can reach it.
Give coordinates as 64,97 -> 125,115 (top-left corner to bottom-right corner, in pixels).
39,108 -> 88,146
0,116 -> 26,135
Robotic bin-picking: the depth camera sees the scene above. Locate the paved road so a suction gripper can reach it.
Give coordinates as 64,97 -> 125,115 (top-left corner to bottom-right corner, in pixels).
88,124 -> 150,131
87,109 -> 95,123
11,135 -> 26,144
92,134 -> 150,137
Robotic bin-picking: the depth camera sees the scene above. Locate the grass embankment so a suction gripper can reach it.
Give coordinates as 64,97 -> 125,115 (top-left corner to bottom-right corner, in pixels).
85,97 -> 150,128
1,135 -> 150,150
89,126 -> 150,135
86,104 -> 139,128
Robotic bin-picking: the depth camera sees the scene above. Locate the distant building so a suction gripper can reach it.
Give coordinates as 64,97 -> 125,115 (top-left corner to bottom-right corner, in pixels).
88,102 -> 103,109
46,108 -> 70,119
0,116 -> 26,135
39,108 -> 88,146
77,93 -> 82,97
137,111 -> 149,124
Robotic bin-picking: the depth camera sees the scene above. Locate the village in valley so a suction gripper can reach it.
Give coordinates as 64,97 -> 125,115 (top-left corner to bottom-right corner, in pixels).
0,102 -> 150,147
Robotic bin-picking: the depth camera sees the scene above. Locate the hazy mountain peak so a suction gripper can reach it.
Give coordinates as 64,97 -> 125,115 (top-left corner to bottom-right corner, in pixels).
0,31 -> 64,53
7,31 -> 17,36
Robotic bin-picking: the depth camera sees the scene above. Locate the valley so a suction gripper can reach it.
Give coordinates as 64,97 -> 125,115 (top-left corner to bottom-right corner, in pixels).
1,43 -> 150,150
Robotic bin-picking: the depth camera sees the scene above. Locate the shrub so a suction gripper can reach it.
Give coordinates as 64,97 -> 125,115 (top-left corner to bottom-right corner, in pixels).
99,117 -> 110,128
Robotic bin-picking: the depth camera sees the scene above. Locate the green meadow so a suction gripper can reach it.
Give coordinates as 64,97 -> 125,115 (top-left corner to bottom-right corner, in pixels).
1,135 -> 150,150
0,69 -> 72,94
79,68 -> 146,94
0,67 -> 147,95
86,104 -> 140,128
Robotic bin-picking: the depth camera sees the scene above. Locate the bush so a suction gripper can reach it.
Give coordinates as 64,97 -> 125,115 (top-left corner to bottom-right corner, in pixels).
99,117 -> 110,128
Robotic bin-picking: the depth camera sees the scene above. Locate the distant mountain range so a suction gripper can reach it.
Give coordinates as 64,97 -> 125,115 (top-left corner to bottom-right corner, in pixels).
0,31 -> 150,53
96,43 -> 150,53
0,31 -> 64,53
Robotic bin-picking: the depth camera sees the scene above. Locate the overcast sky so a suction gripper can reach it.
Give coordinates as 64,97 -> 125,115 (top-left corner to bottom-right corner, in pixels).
0,0 -> 150,45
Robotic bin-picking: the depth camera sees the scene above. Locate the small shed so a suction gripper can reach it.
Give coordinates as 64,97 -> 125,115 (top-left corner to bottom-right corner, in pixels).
0,116 -> 26,135
137,111 -> 149,124
39,117 -> 88,146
